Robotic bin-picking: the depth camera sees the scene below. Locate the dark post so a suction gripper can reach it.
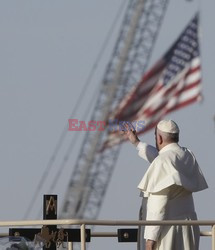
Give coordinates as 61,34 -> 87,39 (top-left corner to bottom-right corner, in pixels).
43,195 -> 57,250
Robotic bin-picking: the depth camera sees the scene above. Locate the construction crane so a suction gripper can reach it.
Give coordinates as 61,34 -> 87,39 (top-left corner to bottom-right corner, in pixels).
60,0 -> 170,220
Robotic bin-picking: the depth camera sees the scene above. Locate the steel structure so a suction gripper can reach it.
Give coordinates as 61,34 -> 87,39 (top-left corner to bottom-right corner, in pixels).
60,0 -> 170,220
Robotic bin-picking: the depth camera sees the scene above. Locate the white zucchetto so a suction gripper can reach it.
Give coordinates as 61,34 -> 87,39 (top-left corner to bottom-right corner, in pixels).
157,120 -> 179,134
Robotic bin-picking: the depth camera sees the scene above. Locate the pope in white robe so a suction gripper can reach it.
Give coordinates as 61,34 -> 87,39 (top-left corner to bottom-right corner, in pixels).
124,120 -> 208,250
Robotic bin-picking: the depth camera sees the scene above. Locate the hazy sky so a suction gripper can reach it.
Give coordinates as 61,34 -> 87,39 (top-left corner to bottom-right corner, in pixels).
0,0 -> 214,249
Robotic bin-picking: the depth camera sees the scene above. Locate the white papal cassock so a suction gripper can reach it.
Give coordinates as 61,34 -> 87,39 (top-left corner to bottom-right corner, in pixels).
136,142 -> 208,250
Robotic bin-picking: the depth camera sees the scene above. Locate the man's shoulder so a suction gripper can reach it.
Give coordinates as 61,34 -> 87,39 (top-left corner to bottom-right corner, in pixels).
148,154 -> 165,170
160,144 -> 196,159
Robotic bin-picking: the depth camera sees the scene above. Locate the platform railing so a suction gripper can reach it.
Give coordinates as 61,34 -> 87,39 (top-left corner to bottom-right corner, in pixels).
0,219 -> 214,249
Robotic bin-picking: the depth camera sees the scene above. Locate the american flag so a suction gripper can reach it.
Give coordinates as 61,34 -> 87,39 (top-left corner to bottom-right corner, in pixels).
101,13 -> 201,150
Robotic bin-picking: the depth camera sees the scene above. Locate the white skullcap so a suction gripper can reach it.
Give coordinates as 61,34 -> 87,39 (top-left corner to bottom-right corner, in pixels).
157,120 -> 179,134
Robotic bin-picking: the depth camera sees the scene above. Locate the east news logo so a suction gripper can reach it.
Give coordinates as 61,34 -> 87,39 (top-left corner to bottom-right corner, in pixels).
68,119 -> 145,132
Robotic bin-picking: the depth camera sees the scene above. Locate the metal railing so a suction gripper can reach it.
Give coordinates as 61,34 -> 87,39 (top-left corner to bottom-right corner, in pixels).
0,219 -> 214,250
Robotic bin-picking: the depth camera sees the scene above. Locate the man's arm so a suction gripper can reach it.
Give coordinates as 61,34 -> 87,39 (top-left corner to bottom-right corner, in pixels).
123,123 -> 158,162
137,142 -> 158,163
144,189 -> 169,247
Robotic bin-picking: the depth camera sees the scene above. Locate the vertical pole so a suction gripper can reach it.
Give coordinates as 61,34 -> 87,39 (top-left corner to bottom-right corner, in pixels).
81,224 -> 86,250
212,225 -> 215,250
43,195 -> 57,250
68,242 -> 73,250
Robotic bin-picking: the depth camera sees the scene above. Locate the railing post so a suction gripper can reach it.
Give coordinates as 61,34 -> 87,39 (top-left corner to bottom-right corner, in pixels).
68,242 -> 73,250
81,224 -> 86,250
212,225 -> 215,250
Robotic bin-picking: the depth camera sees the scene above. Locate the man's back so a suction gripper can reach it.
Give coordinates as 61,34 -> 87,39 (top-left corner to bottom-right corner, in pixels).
137,142 -> 207,250
138,143 -> 208,195
123,119 -> 208,250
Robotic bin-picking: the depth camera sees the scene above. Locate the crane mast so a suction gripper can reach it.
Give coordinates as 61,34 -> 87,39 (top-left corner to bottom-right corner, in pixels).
60,0 -> 170,220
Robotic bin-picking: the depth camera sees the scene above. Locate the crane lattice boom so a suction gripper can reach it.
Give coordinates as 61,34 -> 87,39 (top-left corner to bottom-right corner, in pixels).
60,0 -> 170,220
